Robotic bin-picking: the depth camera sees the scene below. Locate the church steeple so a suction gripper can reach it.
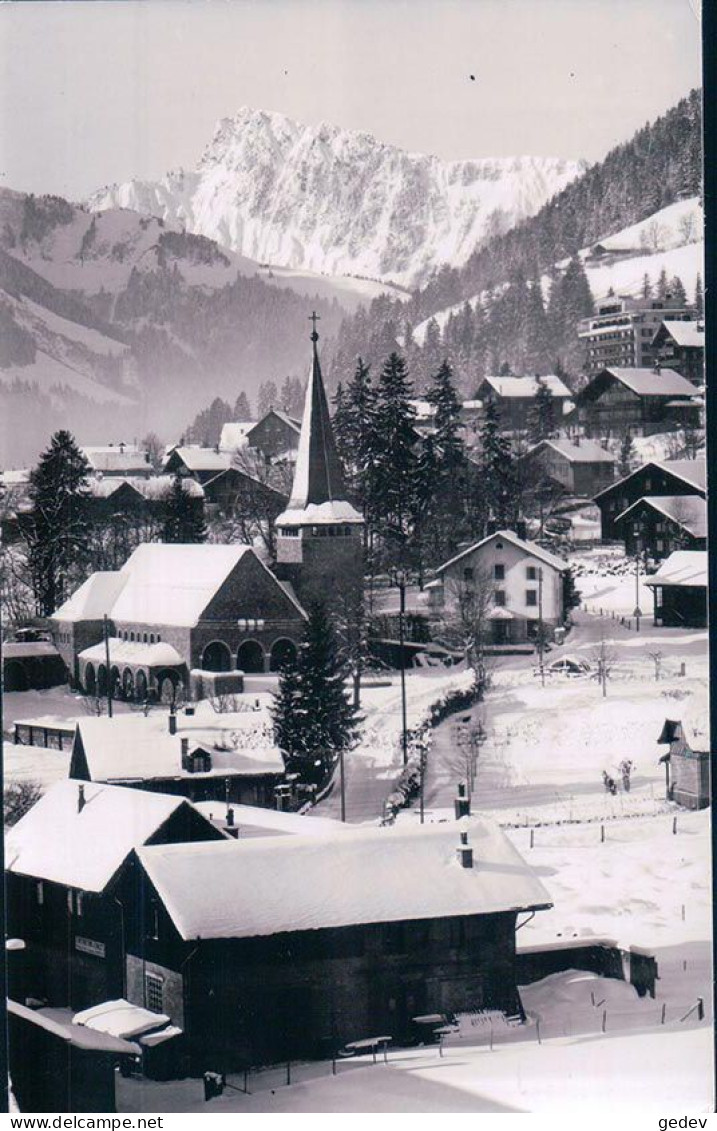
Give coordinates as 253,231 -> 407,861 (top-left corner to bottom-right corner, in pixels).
287,313 -> 349,511
274,316 -> 364,602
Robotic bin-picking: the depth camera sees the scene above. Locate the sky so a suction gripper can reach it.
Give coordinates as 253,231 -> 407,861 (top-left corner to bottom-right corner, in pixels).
0,0 -> 702,201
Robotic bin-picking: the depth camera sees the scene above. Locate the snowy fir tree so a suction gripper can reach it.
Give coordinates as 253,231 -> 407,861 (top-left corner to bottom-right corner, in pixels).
478,401 -> 519,530
372,352 -> 418,565
528,375 -> 556,443
24,430 -> 92,615
694,272 -> 704,317
618,430 -> 636,477
271,601 -> 361,781
161,472 -> 208,544
233,390 -> 252,420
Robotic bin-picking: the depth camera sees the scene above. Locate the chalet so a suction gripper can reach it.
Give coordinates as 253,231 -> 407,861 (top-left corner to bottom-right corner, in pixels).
162,446 -> 286,515
5,780 -> 224,1012
86,475 -> 205,522
651,320 -> 705,387
644,550 -> 707,628
576,366 -> 700,436
474,375 -> 572,432
518,437 -> 616,497
69,712 -> 285,808
428,530 -> 569,645
593,459 -> 706,541
613,495 -> 707,560
50,542 -> 307,699
584,243 -> 641,266
657,719 -> 710,810
246,409 -> 301,463
125,818 -> 551,1072
81,444 -> 152,479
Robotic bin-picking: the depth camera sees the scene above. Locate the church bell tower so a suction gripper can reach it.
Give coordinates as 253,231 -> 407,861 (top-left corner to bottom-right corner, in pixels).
275,315 -> 364,605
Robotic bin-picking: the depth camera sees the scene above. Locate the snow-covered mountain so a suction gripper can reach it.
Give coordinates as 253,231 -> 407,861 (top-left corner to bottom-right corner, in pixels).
412,197 -> 704,345
88,108 -> 586,288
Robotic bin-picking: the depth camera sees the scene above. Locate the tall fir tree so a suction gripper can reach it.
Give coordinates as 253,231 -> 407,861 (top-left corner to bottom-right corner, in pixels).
233,390 -> 252,420
271,601 -> 361,780
25,430 -> 92,616
528,376 -> 556,443
669,275 -> 688,306
162,472 -> 208,543
694,272 -> 704,317
373,352 -> 418,566
479,401 -> 519,530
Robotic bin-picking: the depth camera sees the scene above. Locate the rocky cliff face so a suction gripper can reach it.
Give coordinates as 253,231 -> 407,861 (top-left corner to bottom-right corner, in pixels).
89,108 -> 585,288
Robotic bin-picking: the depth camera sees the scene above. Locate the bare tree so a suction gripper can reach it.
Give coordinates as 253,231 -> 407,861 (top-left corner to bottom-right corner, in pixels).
4,780 -> 43,826
590,630 -> 619,697
640,221 -> 667,254
436,565 -> 494,685
678,212 -> 698,245
215,446 -> 292,559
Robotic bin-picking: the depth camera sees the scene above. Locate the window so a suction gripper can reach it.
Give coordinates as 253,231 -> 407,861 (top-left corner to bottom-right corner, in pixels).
527,566 -> 537,580
145,972 -> 164,1014
149,633 -> 155,644
463,567 -> 474,582
130,632 -> 135,642
526,590 -> 537,607
494,563 -> 505,580
157,634 -> 161,643
143,633 -> 148,644
494,590 -> 506,607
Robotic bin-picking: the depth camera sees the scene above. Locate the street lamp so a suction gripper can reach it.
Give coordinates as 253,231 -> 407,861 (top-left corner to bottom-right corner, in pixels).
396,568 -> 408,767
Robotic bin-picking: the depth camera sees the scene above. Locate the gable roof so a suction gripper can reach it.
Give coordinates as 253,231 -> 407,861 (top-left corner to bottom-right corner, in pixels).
86,476 -> 204,500
644,550 -> 707,589
81,445 -> 150,475
654,320 -> 705,349
166,447 -> 231,473
72,714 -> 284,784
587,367 -> 697,398
110,543 -> 254,627
5,780 -> 196,892
137,817 -> 552,941
435,529 -> 569,576
478,375 -> 572,399
614,495 -> 707,539
593,459 -> 706,503
528,438 -> 616,465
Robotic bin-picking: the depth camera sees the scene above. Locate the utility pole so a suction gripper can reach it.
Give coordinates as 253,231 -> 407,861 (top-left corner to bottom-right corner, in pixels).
633,535 -> 642,633
339,747 -> 346,823
397,570 -> 408,766
103,613 -> 113,717
537,567 -> 545,687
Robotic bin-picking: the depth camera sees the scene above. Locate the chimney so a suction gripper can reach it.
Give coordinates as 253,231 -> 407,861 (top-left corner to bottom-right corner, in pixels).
654,359 -> 662,375
454,783 -> 471,820
456,830 -> 473,869
181,737 -> 190,769
225,806 -> 239,838
78,784 -> 86,814
515,517 -> 527,542
226,806 -> 234,826
486,516 -> 497,536
168,709 -> 177,736
119,441 -> 126,454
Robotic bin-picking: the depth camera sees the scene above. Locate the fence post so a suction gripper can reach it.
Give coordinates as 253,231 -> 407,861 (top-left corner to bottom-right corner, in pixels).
698,997 -> 704,1021
536,1019 -> 541,1045
601,823 -> 605,844
601,1009 -> 607,1034
673,816 -> 677,835
530,828 -> 534,849
682,903 -> 685,921
332,1053 -> 336,1076
661,1003 -> 666,1025
286,1061 -> 291,1086
489,1020 -> 494,1051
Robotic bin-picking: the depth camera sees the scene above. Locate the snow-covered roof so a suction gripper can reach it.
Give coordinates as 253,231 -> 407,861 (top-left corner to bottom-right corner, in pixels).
137,817 -> 552,941
593,458 -> 706,502
407,399 -> 436,419
219,422 -> 256,452
435,529 -> 569,576
78,639 -> 184,668
592,367 -> 696,398
531,438 -> 616,465
480,375 -> 571,399
614,495 -> 707,539
5,780 -> 193,892
8,1001 -> 140,1057
3,641 -> 59,659
263,409 -> 301,432
0,468 -> 30,486
81,445 -> 149,474
51,571 -> 127,623
87,475 -> 204,500
655,320 -> 705,349
276,500 -> 364,526
111,543 -> 254,627
167,447 -> 231,473
194,801 -> 348,838
644,550 -> 707,589
74,999 -> 170,1040
73,712 -> 285,782
286,338 -> 351,514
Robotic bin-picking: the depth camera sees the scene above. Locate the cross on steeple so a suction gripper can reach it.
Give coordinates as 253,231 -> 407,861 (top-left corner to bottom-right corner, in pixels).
309,311 -> 320,342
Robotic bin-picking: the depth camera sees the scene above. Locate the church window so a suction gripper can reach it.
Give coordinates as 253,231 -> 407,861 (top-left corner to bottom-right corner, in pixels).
145,972 -> 164,1013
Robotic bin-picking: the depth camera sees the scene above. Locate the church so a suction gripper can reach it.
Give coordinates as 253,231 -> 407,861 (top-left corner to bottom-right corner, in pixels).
49,320 -> 364,701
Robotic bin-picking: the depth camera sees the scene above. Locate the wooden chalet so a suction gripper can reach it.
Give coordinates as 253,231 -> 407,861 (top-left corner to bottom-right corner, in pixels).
518,437 -> 616,498
124,817 -> 551,1073
593,459 -> 705,542
576,366 -> 700,436
5,781 -> 224,1012
644,550 -> 707,628
474,375 -> 572,432
614,494 -> 706,560
651,320 -> 705,387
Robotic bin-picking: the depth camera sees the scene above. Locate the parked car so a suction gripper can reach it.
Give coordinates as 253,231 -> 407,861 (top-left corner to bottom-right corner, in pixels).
534,656 -> 591,679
